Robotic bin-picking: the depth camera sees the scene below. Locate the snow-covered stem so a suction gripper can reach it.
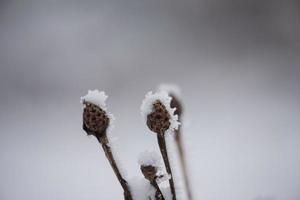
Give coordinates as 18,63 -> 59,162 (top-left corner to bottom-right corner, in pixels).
151,180 -> 165,200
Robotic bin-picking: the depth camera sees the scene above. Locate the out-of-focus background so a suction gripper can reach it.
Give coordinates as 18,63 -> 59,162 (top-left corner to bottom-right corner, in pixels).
1,0 -> 300,199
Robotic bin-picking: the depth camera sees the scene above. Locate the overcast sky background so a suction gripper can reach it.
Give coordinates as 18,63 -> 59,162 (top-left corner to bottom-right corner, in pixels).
0,0 -> 300,200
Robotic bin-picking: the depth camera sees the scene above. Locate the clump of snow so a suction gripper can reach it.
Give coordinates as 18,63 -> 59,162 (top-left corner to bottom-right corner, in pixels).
80,89 -> 108,110
156,173 -> 171,184
128,177 -> 156,200
157,83 -> 181,98
160,186 -> 172,200
140,91 -> 180,132
138,150 -> 162,168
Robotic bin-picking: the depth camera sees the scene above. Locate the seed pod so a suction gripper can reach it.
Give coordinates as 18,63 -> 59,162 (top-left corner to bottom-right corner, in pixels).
146,101 -> 170,135
82,102 -> 110,137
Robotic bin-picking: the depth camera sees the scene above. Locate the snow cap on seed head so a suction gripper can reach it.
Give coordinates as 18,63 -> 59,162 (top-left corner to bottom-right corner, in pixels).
138,151 -> 162,182
141,91 -> 180,134
80,90 -> 108,111
138,150 -> 162,168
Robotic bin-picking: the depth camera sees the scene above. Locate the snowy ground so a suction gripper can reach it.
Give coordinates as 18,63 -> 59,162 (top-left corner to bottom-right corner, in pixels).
1,1 -> 300,200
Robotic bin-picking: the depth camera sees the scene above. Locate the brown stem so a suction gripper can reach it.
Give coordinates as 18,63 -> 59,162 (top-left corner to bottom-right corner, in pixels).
150,180 -> 165,200
175,128 -> 193,200
157,134 -> 177,200
96,135 -> 133,200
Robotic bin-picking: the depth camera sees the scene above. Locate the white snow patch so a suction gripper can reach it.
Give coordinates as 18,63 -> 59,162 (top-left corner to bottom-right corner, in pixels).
138,150 -> 162,168
161,186 -> 172,200
80,89 -> 108,110
140,91 -> 180,132
128,177 -> 155,200
156,173 -> 171,184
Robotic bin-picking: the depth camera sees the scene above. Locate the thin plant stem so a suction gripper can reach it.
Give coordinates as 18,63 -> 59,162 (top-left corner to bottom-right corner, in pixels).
157,134 -> 176,200
175,128 -> 193,200
97,135 -> 133,200
150,180 -> 165,200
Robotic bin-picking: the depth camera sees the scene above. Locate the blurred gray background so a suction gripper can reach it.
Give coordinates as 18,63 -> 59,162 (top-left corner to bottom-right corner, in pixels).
0,0 -> 300,199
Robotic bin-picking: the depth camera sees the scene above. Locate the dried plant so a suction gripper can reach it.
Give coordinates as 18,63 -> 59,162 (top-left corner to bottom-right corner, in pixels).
146,100 -> 177,200
81,92 -> 133,200
80,87 -> 193,200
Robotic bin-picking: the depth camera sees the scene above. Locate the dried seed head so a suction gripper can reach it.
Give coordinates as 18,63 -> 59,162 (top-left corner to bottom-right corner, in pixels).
140,165 -> 157,182
170,94 -> 182,118
147,101 -> 171,135
82,102 -> 109,137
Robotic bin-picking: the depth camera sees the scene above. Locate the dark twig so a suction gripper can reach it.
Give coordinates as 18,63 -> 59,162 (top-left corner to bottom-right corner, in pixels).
170,94 -> 193,200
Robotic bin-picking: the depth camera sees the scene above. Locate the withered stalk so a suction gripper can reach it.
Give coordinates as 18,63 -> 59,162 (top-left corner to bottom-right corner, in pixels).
175,128 -> 192,200
170,94 -> 193,200
157,134 -> 176,200
151,181 -> 165,200
97,135 -> 132,200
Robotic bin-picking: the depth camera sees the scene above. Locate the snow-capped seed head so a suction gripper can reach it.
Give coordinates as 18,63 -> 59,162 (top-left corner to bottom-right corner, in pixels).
82,102 -> 110,137
147,101 -> 171,135
140,165 -> 157,182
141,91 -> 180,133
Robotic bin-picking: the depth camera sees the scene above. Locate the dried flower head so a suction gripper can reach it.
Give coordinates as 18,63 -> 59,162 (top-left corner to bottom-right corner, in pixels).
147,101 -> 171,135
82,102 -> 110,137
140,165 -> 157,182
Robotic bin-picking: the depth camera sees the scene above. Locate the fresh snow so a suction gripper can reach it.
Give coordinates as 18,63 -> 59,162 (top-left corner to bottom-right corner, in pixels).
128,177 -> 156,200
80,89 -> 108,110
140,91 -> 180,132
138,150 -> 162,168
